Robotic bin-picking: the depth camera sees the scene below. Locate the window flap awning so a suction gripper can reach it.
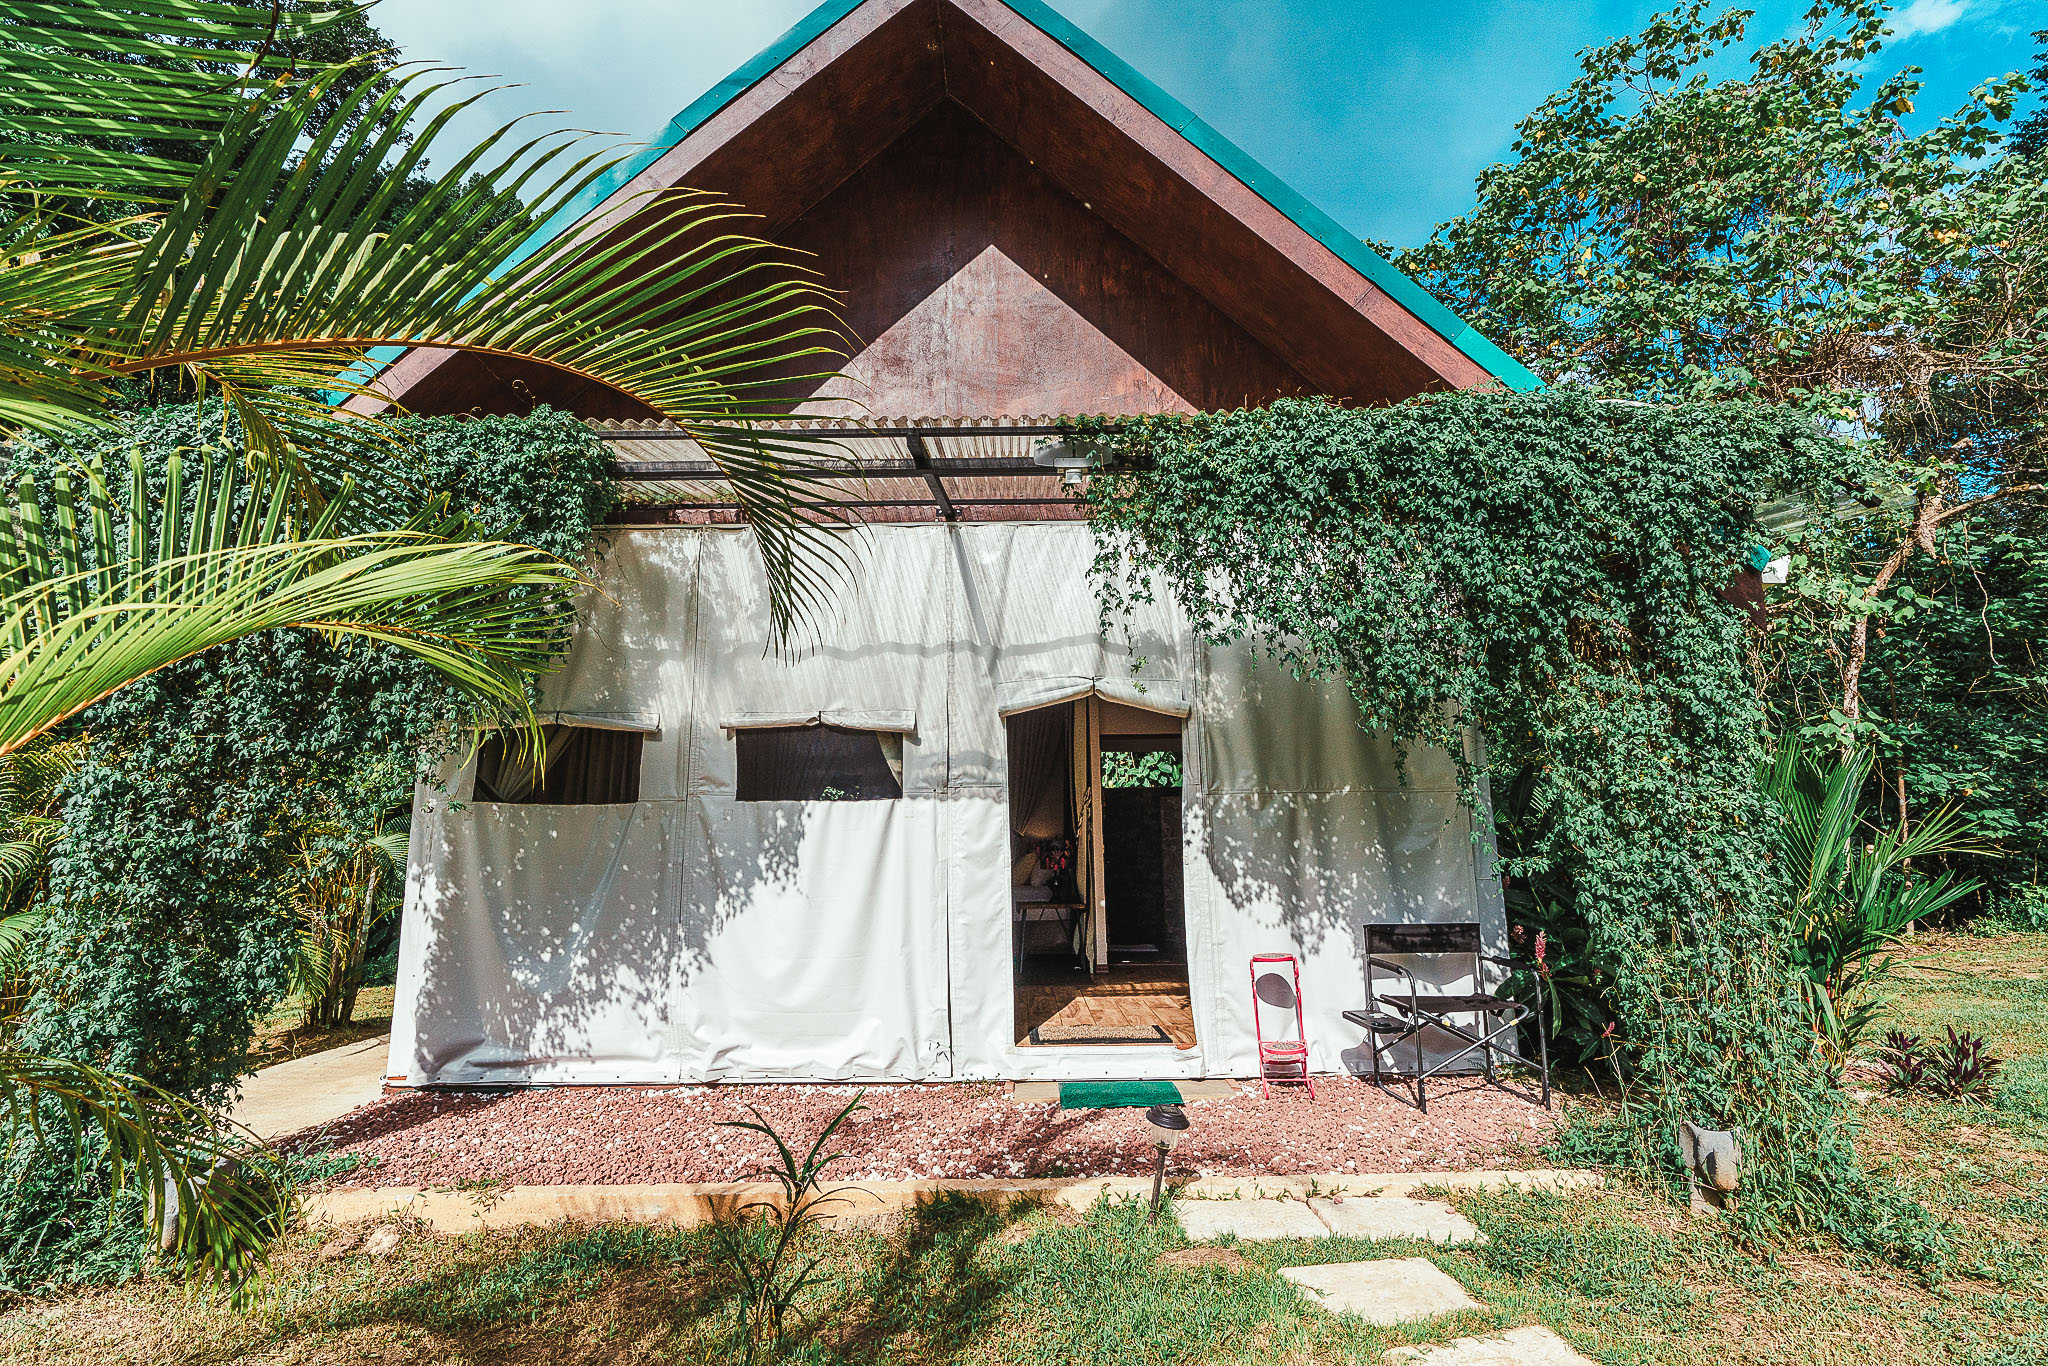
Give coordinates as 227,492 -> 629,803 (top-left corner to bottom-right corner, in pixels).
720,708 -> 915,734
480,710 -> 661,734
994,678 -> 1188,719
545,710 -> 661,734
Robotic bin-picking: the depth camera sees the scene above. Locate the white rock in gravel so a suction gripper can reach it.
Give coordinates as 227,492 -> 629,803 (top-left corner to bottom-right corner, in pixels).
359,1225 -> 402,1259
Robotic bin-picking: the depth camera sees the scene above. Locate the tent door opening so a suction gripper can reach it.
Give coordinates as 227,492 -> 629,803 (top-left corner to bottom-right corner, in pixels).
1008,697 -> 1194,1049
1101,735 -> 1184,967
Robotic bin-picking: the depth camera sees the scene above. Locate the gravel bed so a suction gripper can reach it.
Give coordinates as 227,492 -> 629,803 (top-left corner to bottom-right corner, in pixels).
295,1075 -> 1558,1187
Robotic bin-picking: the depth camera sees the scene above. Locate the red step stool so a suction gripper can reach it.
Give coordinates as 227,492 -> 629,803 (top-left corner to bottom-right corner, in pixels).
1250,953 -> 1315,1099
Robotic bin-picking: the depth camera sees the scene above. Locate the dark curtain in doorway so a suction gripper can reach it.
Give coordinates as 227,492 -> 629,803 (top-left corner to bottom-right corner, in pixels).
1007,705 -> 1071,841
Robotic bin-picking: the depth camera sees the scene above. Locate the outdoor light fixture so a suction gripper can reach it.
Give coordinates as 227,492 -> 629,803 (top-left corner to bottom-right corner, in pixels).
1030,437 -> 1096,489
1678,1121 -> 1741,1215
1144,1103 -> 1190,1222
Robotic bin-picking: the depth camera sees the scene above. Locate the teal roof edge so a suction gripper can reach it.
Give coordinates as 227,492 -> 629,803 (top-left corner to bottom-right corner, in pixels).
997,0 -> 1540,393
334,0 -> 1539,402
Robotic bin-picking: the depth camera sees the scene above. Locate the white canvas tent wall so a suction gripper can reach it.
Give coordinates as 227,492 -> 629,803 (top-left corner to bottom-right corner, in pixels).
388,521 -> 1508,1086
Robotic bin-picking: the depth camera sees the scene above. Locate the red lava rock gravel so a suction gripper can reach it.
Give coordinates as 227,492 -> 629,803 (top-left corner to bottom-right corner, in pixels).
294,1075 -> 1558,1187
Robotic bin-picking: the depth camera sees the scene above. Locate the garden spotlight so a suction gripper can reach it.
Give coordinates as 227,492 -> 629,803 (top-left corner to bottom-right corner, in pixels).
1144,1103 -> 1190,1222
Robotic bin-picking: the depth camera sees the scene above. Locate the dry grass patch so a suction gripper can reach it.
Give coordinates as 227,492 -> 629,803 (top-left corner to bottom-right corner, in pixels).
246,986 -> 395,1071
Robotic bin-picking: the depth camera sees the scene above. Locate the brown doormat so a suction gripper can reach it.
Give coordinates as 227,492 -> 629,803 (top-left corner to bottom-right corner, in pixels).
1029,1023 -> 1172,1045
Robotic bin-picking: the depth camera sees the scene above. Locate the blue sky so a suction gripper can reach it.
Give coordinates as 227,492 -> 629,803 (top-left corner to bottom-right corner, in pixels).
371,0 -> 2042,248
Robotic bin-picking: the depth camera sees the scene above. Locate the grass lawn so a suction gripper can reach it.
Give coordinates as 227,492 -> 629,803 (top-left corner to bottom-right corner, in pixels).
3,935 -> 2044,1365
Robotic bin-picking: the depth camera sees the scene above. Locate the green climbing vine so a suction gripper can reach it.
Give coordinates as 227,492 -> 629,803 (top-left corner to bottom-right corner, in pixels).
1082,390 -> 1938,1258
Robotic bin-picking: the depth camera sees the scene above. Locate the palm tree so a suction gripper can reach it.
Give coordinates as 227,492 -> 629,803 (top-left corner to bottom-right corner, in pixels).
290,818 -> 408,1031
1,0 -> 847,624
0,0 -> 847,1283
1764,738 -> 1983,1056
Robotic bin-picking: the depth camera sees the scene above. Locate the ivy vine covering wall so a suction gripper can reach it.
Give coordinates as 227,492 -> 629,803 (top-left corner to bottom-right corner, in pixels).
5,404 -> 613,1103
1084,391 -> 1930,1251
1,404 -> 613,1281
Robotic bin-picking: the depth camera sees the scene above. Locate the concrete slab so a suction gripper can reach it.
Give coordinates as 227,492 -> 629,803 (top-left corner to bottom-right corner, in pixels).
1176,1197 -> 1329,1241
302,1170 -> 1601,1233
1280,1257 -> 1481,1324
308,1182 -> 1000,1233
1309,1196 -> 1486,1244
1385,1326 -> 1598,1365
230,1035 -> 389,1140
1334,1170 -> 1599,1199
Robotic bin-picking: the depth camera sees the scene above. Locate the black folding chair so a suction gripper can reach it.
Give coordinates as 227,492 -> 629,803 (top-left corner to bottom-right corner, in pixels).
1342,922 -> 1549,1113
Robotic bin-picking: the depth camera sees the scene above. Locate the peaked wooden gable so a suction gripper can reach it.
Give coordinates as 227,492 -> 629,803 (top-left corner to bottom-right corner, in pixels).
357,0 -> 1536,420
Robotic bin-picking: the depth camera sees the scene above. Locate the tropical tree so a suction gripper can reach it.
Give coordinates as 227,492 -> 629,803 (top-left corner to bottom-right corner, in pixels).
289,815 -> 407,1030
1400,0 -> 2048,750
0,0 -> 844,1283
1763,738 -> 1982,1056
2012,28 -> 2048,160
0,0 -> 846,620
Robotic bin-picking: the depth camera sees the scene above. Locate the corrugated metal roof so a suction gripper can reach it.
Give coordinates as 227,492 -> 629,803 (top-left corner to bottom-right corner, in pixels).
595,415 -> 1108,515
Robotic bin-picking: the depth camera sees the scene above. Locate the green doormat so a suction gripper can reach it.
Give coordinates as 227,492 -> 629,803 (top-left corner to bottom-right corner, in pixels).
1058,1080 -> 1184,1109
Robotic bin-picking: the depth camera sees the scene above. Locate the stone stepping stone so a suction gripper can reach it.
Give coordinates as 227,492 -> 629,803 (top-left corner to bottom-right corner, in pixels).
1309,1195 -> 1486,1244
1280,1257 -> 1480,1325
1176,1197 -> 1329,1241
1385,1325 -> 1597,1365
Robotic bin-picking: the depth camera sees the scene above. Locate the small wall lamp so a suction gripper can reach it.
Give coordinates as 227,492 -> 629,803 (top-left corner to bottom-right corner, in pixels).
1031,437 -> 1096,489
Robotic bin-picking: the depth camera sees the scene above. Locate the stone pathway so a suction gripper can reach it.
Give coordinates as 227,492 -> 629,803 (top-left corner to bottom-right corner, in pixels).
302,1170 -> 1598,1234
230,1034 -> 390,1140
1170,1191 -> 1596,1364
1174,1193 -> 1481,1243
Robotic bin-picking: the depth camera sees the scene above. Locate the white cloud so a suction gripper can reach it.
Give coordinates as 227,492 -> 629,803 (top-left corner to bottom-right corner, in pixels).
1887,0 -> 1972,40
368,0 -> 818,157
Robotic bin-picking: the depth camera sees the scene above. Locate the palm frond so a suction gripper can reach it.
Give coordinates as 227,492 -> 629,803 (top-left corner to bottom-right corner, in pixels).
3,0 -> 851,626
0,907 -> 41,971
2,1047 -> 291,1287
1765,735 -> 1986,1052
0,0 -> 349,201
0,453 -> 579,756
0,838 -> 52,903
364,828 -> 407,871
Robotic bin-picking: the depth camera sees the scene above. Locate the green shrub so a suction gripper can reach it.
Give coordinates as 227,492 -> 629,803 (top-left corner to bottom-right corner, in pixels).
1,403 -> 614,1284
1086,392 -> 1889,1246
1975,885 -> 2048,936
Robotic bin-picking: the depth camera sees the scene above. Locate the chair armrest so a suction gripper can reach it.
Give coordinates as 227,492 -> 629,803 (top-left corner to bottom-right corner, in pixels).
1366,956 -> 1413,977
1477,954 -> 1545,1015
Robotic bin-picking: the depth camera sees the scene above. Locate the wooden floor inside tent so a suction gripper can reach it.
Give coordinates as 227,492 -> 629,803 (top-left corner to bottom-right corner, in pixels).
1015,964 -> 1196,1049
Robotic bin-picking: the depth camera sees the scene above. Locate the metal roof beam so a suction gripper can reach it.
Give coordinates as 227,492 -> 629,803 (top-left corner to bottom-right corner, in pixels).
597,422 -> 1085,440
904,431 -> 958,522
606,458 -> 1058,480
